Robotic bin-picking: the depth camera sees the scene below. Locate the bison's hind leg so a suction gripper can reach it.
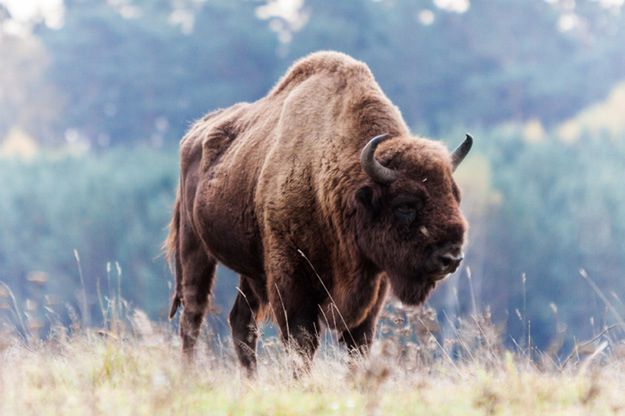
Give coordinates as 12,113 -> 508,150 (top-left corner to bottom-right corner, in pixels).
229,276 -> 264,376
179,227 -> 217,357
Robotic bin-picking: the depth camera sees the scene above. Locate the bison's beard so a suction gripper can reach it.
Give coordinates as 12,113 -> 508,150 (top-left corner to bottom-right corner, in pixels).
387,272 -> 439,306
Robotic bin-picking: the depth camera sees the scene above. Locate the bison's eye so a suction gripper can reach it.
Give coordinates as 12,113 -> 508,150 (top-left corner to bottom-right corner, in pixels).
393,203 -> 418,224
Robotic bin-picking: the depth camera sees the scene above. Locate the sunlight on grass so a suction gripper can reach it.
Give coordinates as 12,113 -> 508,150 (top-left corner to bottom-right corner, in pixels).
2,308 -> 625,416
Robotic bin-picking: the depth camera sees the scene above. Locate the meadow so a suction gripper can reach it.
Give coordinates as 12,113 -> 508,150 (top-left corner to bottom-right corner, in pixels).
2,285 -> 624,416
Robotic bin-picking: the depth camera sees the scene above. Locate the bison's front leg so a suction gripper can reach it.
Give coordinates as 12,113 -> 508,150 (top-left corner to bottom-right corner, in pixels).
339,276 -> 389,359
275,302 -> 320,377
266,247 -> 321,376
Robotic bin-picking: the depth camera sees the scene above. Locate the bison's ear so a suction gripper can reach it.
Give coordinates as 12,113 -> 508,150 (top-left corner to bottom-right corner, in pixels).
356,186 -> 380,215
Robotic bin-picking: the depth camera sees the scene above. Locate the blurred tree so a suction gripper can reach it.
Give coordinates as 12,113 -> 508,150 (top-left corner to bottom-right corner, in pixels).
283,0 -> 625,134
24,0 -> 624,144
0,31 -> 60,143
473,129 -> 625,347
39,0 -> 278,146
0,148 -> 177,321
0,0 -> 620,145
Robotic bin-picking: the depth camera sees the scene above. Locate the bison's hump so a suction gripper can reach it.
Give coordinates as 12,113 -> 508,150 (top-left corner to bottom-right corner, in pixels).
270,50 -> 373,96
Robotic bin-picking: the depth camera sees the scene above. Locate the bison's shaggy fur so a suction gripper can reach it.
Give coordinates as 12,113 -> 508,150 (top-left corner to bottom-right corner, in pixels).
165,51 -> 470,374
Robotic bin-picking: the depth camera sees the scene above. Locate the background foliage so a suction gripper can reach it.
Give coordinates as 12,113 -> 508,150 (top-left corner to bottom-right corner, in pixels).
1,0 -> 625,351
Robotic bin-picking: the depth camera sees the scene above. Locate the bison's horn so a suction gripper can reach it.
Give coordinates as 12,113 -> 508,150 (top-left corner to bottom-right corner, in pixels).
451,134 -> 473,171
360,133 -> 398,184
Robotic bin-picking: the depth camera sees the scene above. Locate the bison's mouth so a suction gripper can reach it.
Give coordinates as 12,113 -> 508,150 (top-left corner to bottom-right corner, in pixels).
430,272 -> 450,282
387,271 -> 440,306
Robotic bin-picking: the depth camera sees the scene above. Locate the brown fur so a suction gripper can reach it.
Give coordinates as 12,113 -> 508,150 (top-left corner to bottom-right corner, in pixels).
164,51 -> 469,373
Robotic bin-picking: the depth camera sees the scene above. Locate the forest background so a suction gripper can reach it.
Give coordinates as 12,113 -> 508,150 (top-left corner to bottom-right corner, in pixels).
2,0 -> 625,351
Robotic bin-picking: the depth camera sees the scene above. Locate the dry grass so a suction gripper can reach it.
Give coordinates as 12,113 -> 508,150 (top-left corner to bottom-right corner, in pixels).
2,301 -> 625,416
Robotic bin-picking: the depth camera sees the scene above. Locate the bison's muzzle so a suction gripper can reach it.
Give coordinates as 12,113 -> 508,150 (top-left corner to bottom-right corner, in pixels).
429,243 -> 464,278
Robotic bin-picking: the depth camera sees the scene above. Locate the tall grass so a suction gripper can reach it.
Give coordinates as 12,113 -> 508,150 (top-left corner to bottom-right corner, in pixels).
2,275 -> 625,415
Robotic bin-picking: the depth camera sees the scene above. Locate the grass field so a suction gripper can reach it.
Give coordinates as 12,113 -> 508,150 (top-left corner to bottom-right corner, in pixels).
2,303 -> 625,416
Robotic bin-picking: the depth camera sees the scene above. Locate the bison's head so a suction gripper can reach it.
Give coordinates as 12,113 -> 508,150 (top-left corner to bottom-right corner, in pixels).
354,133 -> 472,305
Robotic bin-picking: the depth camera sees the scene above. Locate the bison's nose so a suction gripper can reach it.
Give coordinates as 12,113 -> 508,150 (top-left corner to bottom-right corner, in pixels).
437,252 -> 463,273
431,245 -> 464,274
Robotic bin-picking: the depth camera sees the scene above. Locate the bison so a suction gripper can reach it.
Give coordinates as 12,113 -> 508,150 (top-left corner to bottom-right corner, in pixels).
165,51 -> 472,374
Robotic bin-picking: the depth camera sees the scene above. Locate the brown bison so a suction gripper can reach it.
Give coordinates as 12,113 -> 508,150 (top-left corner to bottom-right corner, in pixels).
165,51 -> 472,374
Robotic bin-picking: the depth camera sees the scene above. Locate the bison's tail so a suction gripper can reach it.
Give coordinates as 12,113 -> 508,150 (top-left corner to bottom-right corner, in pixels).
164,188 -> 182,319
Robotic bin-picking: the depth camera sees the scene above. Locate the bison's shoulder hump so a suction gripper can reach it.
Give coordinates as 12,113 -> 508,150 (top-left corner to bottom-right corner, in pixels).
270,51 -> 373,96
